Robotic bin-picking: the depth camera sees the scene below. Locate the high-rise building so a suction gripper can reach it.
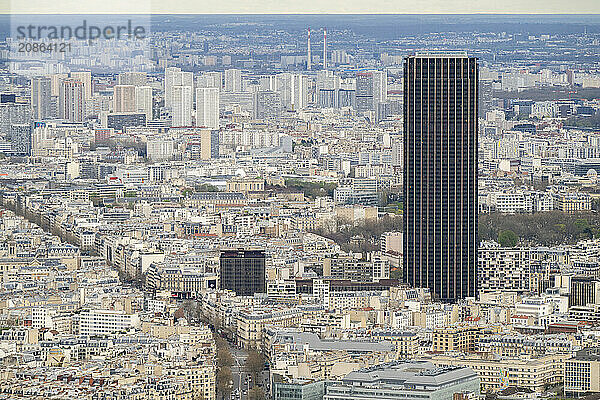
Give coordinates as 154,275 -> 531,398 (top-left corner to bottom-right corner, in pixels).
9,124 -> 31,156
196,87 -> 219,129
70,71 -> 92,99
372,70 -> 388,106
113,85 -> 137,113
317,70 -> 340,108
0,103 -> 30,137
171,85 -> 193,127
403,52 -> 478,301
200,129 -> 219,160
135,86 -> 153,122
274,73 -> 308,111
164,67 -> 180,110
253,91 -> 283,120
164,67 -> 193,110
224,69 -> 242,92
355,72 -> 374,112
355,71 -> 387,113
292,74 -> 309,111
220,249 -> 266,296
31,77 -> 52,120
196,72 -> 222,90
59,79 -> 85,122
50,73 -> 68,97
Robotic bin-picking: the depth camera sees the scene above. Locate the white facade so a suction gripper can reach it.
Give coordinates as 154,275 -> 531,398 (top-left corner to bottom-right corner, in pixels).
147,139 -> 175,162
135,86 -> 153,122
224,69 -> 242,92
172,85 -> 193,127
113,85 -> 137,113
196,87 -> 220,129
165,67 -> 193,110
79,309 -> 140,336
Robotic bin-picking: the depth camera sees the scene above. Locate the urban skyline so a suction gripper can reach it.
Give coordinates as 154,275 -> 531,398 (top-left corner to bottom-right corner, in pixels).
1,9 -> 600,400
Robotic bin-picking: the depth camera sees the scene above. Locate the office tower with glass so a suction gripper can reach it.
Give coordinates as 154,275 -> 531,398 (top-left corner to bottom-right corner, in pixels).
403,52 -> 478,301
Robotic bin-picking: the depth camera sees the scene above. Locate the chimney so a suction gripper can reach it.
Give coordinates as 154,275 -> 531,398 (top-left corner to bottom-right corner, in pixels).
323,28 -> 327,70
307,28 -> 312,71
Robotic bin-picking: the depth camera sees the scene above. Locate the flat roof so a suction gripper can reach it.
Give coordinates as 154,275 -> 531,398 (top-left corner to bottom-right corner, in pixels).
414,51 -> 469,58
341,361 -> 477,388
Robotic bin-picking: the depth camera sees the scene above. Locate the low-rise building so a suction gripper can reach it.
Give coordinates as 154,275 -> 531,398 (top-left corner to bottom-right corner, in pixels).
324,361 -> 479,400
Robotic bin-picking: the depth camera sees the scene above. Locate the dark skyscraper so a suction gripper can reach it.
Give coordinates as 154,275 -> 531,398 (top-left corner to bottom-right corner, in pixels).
403,52 -> 478,301
220,249 -> 266,296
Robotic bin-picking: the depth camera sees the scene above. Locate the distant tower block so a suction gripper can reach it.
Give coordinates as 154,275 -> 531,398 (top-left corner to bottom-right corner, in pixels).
323,28 -> 327,70
307,28 -> 312,71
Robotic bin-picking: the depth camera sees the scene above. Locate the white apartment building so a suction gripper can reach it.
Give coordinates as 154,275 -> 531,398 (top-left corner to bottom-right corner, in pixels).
78,309 -> 140,336
172,85 -> 193,127
196,87 -> 220,129
147,139 -> 174,162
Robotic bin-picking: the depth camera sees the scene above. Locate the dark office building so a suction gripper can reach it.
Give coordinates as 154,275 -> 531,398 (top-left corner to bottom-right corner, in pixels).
403,52 -> 478,301
0,93 -> 16,103
106,113 -> 146,132
569,276 -> 600,307
220,249 -> 266,296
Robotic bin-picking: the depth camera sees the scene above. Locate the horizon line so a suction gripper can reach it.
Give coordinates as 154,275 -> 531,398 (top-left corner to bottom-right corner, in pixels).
2,12 -> 600,16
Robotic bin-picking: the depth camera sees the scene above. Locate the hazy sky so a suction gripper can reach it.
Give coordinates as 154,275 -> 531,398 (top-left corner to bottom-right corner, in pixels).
3,0 -> 600,14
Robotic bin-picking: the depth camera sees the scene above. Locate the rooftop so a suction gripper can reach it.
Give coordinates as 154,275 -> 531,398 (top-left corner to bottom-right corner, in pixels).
340,361 -> 478,388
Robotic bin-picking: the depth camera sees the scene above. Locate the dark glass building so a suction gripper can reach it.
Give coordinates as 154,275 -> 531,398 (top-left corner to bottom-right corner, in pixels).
403,52 -> 478,301
220,249 -> 266,296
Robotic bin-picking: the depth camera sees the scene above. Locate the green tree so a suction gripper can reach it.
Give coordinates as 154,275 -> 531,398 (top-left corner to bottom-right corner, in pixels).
478,211 -> 600,246
244,350 -> 265,384
497,230 -> 518,247
216,366 -> 233,400
574,218 -> 593,239
216,344 -> 234,369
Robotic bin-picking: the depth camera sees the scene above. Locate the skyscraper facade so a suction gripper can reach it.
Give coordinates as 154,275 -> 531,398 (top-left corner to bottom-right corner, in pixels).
224,69 -> 242,92
172,85 -> 193,127
135,86 -> 153,122
164,67 -> 193,110
113,85 -> 137,113
355,71 -> 387,114
220,249 -> 266,296
196,87 -> 219,129
403,52 -> 478,301
196,72 -> 222,91
70,71 -> 92,100
31,77 -> 52,120
9,124 -> 32,156
59,79 -> 85,123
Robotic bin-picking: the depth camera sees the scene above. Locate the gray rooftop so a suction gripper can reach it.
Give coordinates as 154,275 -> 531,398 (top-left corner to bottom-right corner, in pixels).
341,361 -> 478,388
274,331 -> 395,353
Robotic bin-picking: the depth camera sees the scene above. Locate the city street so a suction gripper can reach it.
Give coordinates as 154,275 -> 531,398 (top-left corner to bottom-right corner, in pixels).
228,345 -> 270,399
230,347 -> 248,399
